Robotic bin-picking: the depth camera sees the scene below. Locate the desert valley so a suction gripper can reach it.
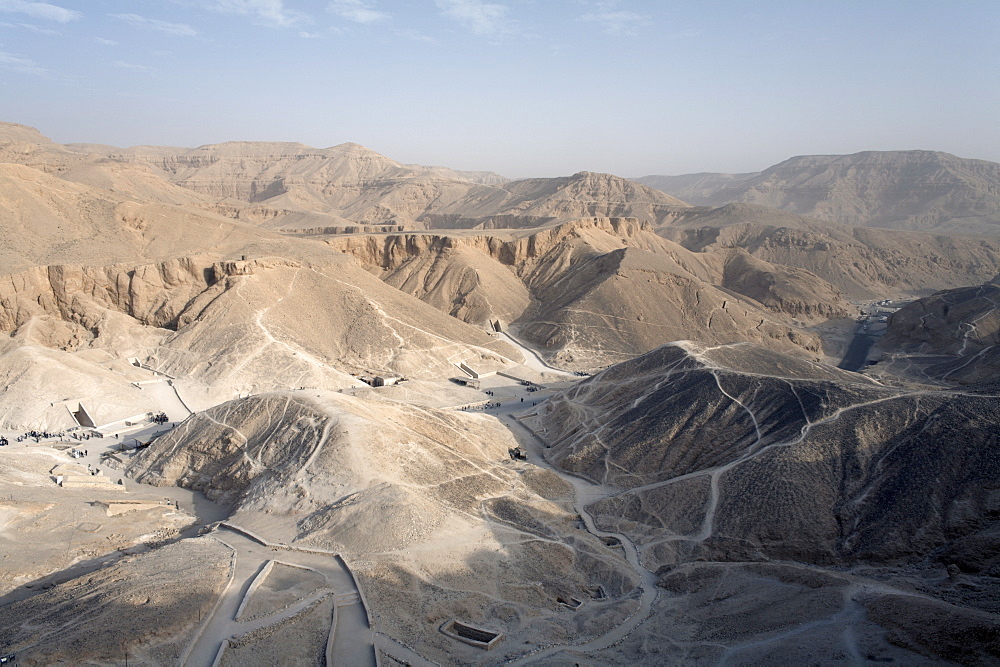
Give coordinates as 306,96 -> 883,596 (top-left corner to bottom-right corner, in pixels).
0,120 -> 998,665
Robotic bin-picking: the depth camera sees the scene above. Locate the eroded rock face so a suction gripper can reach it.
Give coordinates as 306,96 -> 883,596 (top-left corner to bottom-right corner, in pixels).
0,254 -> 530,432
0,257 -> 219,333
331,218 -> 830,368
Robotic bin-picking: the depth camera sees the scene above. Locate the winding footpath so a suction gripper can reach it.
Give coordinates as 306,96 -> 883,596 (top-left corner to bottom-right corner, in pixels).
502,416 -> 660,664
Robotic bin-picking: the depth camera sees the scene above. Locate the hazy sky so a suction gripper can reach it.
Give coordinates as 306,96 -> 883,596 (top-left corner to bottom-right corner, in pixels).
1,0 -> 998,177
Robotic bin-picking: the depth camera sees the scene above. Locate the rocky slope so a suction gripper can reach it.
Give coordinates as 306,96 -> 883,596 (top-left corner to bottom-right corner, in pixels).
638,150 -> 1000,233
663,205 -> 1000,299
528,340 -> 1000,572
0,537 -> 233,665
0,253 -> 521,428
0,160 -> 331,273
330,217 -> 846,368
522,341 -> 1000,662
877,277 -> 1000,384
125,390 -> 638,663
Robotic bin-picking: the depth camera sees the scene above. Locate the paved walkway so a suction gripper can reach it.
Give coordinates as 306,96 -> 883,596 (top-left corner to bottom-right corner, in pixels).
501,417 -> 659,664
182,525 -> 376,667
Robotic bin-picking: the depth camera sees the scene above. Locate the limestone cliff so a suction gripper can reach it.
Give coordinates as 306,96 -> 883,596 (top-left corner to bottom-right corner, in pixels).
331,217 -> 832,367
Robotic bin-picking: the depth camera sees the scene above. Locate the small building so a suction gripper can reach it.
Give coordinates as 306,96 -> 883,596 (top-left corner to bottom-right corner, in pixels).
372,376 -> 401,387
451,377 -> 481,390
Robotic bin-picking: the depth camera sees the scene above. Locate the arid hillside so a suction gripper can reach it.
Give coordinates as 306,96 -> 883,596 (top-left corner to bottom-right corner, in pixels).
638,150 -> 1000,233
0,252 -> 520,429
121,390 -> 638,663
329,217 -> 849,368
662,205 -> 1000,299
877,276 -> 1000,384
57,129 -> 688,230
522,341 -> 1000,663
3,120 -> 1000,664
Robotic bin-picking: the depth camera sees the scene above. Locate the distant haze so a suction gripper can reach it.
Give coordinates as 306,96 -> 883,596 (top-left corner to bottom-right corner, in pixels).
1,0 -> 998,177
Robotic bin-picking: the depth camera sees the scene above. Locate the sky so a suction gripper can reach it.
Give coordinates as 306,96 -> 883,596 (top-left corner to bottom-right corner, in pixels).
0,0 -> 998,178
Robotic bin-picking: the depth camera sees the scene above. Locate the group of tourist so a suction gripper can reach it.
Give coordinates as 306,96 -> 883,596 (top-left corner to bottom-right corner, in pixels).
16,429 -> 64,442
5,429 -> 105,444
459,400 -> 537,411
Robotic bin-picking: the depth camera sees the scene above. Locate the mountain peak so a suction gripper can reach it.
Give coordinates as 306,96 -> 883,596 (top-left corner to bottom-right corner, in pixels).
0,121 -> 51,144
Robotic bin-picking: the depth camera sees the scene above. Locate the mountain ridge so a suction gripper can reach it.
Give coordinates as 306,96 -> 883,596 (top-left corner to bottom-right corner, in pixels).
636,150 -> 1000,233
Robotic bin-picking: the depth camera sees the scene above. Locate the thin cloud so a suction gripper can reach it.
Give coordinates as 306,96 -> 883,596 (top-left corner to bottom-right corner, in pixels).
0,0 -> 80,23
435,0 -> 512,36
112,13 -> 199,37
0,21 -> 60,34
24,22 -> 58,34
668,29 -> 701,40
579,0 -> 648,36
327,0 -> 388,24
95,37 -> 118,46
203,0 -> 309,28
394,28 -> 438,45
113,60 -> 152,71
0,49 -> 49,75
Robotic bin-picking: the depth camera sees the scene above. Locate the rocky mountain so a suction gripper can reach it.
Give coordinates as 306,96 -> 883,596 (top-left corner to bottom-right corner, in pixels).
330,217 -> 852,368
877,276 -> 1000,384
522,341 -> 1000,663
662,204 -> 1000,299
638,151 -> 1000,233
55,129 -> 688,230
